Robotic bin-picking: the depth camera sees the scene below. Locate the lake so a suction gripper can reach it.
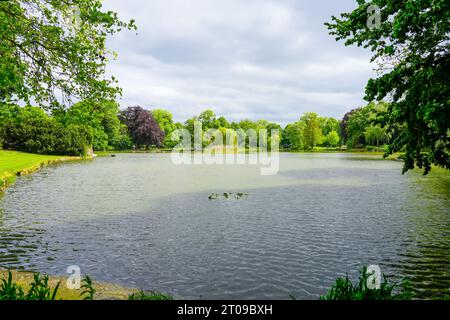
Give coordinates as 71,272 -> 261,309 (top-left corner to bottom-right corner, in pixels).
0,153 -> 449,299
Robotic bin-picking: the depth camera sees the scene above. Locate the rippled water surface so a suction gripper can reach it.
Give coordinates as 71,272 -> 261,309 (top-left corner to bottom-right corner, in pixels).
0,153 -> 449,299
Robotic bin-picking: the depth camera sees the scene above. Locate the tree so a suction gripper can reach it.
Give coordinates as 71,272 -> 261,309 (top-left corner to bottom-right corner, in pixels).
0,0 -> 136,109
256,120 -> 269,128
235,119 -> 260,148
325,131 -> 340,148
1,104 -> 44,147
215,127 -> 229,145
198,110 -> 216,129
321,117 -> 341,136
341,102 -> 388,149
238,119 -> 257,132
283,122 -> 305,150
340,109 -> 356,146
230,122 -> 240,130
184,116 -> 199,136
300,112 -> 323,150
1,104 -> 92,155
364,125 -> 387,147
152,109 -> 175,135
152,109 -> 177,148
266,122 -> 282,139
326,0 -> 450,173
345,106 -> 372,148
216,116 -> 230,129
54,100 -> 127,151
119,106 -> 165,148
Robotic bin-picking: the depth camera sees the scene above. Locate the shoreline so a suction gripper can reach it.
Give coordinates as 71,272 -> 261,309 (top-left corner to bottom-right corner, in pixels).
0,269 -> 136,300
97,149 -> 400,160
96,149 -> 389,155
0,150 -> 92,193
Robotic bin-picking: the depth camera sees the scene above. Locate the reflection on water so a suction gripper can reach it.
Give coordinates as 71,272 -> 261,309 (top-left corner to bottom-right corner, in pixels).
0,153 -> 448,299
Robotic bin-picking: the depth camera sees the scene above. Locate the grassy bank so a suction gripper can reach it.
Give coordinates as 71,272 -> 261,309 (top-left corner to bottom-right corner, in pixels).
0,269 -> 136,300
0,150 -> 87,192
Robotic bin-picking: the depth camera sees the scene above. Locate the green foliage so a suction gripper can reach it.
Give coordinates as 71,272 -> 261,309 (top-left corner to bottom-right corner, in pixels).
300,112 -> 323,150
198,109 -> 217,129
325,131 -> 340,148
80,276 -> 96,301
283,121 -> 305,150
2,104 -> 92,156
183,117 -> 199,147
341,102 -> 388,149
320,266 -> 413,300
0,104 -> 46,127
0,104 -> 18,147
110,130 -> 133,150
266,122 -> 282,136
128,289 -> 173,301
238,119 -> 258,132
152,109 -> 179,148
282,113 -> 342,150
0,270 -> 60,300
180,113 -> 284,150
217,116 -> 230,129
346,105 -> 373,148
0,271 -> 25,300
55,100 -> 128,151
321,117 -> 341,136
326,0 -> 450,174
365,125 -> 387,147
0,0 -> 136,109
152,109 -> 175,134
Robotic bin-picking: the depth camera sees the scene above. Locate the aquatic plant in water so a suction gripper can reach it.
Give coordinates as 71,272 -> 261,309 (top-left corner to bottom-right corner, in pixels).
208,192 -> 249,200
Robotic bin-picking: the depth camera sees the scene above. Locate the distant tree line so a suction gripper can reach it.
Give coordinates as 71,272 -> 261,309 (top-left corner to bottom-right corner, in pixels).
0,101 -> 394,155
154,104 -> 389,152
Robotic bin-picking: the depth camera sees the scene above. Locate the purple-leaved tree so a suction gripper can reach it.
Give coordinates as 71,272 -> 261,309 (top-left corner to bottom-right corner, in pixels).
119,106 -> 165,148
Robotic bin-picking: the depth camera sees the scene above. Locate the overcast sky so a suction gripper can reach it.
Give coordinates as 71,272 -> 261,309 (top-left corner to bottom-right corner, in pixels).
103,0 -> 375,125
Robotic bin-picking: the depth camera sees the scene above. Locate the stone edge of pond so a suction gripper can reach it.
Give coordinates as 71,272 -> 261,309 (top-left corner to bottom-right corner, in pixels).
0,156 -> 92,193
0,269 -> 138,300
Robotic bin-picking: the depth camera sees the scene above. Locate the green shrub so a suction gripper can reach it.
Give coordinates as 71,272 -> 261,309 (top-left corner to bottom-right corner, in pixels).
111,132 -> 133,150
320,266 -> 413,300
3,115 -> 92,156
128,289 -> 173,300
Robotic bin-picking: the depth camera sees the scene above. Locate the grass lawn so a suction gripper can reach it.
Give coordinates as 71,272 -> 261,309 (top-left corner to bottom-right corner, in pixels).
0,150 -> 78,190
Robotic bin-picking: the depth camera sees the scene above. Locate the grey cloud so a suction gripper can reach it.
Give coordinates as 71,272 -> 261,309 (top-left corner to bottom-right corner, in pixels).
104,0 -> 375,125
